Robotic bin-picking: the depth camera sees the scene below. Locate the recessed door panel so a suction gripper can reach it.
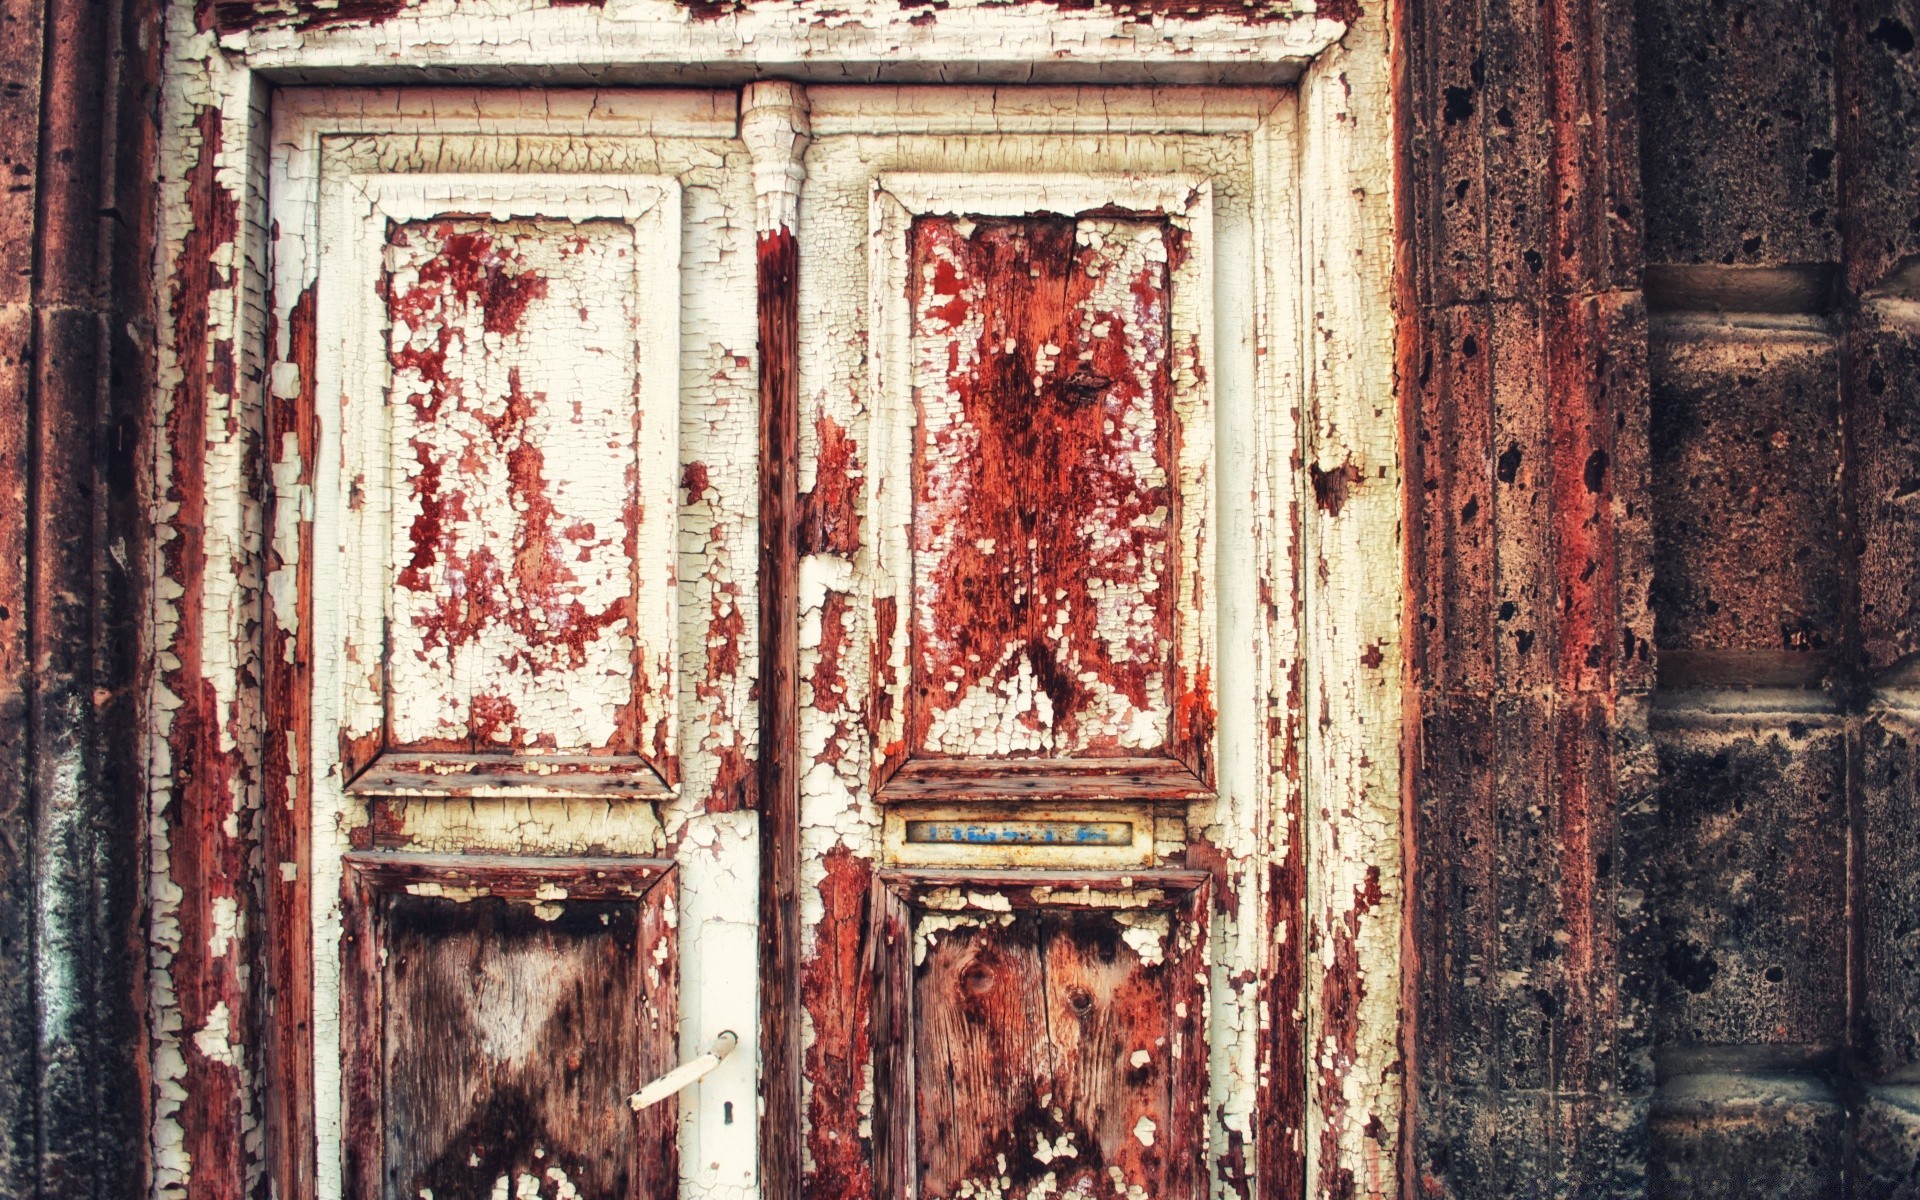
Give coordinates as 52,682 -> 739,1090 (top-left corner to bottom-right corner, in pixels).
382,215 -> 669,763
794,87 -> 1302,1200
340,857 -> 678,1200
872,873 -> 1210,1200
905,212 -> 1178,763
326,175 -> 682,800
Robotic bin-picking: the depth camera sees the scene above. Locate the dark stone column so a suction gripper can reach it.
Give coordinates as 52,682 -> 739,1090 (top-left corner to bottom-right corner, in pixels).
1398,0 -> 1656,1190
0,0 -> 161,1196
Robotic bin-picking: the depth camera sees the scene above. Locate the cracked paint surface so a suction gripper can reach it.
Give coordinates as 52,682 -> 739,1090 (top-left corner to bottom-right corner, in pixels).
907,215 -> 1175,761
384,217 -> 668,763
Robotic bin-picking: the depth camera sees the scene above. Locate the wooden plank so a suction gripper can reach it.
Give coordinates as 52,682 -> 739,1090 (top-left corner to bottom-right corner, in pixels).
742,78 -> 808,1200
263,278 -> 319,1200
877,758 -> 1210,805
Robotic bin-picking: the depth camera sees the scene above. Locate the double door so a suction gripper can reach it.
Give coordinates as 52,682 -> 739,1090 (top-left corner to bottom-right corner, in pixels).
268,82 -> 1302,1200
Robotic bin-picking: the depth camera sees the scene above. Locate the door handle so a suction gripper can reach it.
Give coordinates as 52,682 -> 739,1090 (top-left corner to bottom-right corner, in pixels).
628,1031 -> 739,1111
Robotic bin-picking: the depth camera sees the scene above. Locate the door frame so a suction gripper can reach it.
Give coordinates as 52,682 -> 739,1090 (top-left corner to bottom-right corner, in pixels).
145,8 -> 1402,1200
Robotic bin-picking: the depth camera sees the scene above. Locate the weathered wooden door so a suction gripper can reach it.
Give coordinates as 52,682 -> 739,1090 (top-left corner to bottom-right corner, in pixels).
267,83 -> 1305,1200
269,90 -> 764,1200
775,87 -> 1307,1200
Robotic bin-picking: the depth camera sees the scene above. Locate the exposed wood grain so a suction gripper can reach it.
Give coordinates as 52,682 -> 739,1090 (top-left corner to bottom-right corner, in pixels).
153,96 -> 256,1200
264,280 -> 319,1200
745,77 -> 808,1200
873,871 -> 1208,1200
340,855 -> 677,1200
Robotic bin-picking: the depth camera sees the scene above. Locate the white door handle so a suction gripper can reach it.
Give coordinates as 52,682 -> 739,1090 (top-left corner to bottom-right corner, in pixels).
628,1031 -> 738,1111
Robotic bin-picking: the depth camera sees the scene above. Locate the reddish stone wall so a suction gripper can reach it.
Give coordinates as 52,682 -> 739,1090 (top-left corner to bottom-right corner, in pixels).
1397,0 -> 1657,1193
0,0 -> 161,1195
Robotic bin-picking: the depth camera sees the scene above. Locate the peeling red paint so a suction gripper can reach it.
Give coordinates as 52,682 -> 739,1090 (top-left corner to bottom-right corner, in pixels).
686,456 -> 751,812
1173,663 -> 1215,779
161,104 -> 251,1200
813,591 -> 855,718
801,847 -> 875,1200
683,460 -> 712,503
395,364 -> 630,676
383,219 -> 659,759
263,281 -> 319,1200
890,0 -> 1324,25
799,412 -> 861,557
1315,867 -> 1383,1200
907,214 -> 1176,760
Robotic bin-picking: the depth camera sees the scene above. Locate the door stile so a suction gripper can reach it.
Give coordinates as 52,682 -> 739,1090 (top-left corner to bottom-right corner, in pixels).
742,80 -> 812,1200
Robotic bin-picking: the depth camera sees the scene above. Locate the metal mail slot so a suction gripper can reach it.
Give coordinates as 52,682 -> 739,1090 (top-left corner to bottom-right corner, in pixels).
902,820 -> 1134,846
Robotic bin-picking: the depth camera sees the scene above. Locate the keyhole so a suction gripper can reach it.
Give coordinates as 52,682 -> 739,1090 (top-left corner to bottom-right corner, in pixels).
724,1102 -> 734,1125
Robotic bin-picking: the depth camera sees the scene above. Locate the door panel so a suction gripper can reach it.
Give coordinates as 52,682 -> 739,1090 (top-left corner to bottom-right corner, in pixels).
270,91 -> 762,1200
872,872 -> 1211,1200
864,173 -> 1217,801
793,87 -> 1301,1200
325,175 -> 682,800
339,856 -> 677,1200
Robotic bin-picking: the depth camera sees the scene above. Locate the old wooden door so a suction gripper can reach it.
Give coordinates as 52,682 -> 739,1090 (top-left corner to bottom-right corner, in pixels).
269,90 -> 764,1200
267,83 -> 1305,1200
778,87 -> 1306,1200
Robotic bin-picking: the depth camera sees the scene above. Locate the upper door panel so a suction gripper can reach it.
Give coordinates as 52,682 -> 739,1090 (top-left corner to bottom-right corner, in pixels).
329,175 -> 683,798
869,176 -> 1215,800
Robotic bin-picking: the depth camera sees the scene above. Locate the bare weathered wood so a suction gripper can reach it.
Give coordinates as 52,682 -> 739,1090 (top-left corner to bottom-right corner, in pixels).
264,279 -> 319,1200
873,871 -> 1208,1200
745,77 -> 808,1200
339,855 -> 677,1200
755,216 -> 802,1179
